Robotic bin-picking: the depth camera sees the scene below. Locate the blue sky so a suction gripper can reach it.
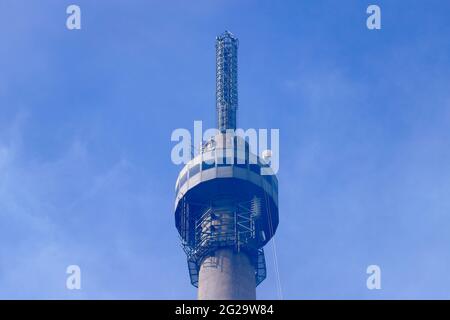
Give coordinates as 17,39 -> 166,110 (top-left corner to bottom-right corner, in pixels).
0,0 -> 449,299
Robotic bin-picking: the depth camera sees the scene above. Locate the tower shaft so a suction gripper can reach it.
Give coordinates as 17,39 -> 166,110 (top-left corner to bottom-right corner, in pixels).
198,248 -> 256,300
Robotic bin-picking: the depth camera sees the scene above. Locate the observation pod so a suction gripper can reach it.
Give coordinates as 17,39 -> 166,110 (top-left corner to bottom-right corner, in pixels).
174,133 -> 279,300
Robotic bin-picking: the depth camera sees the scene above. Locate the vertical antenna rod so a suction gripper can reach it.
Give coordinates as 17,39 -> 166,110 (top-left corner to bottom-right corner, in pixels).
216,31 -> 239,132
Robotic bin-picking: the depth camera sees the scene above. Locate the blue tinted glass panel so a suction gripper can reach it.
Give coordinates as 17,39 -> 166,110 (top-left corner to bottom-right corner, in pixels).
179,172 -> 187,186
202,161 -> 215,171
190,164 -> 200,177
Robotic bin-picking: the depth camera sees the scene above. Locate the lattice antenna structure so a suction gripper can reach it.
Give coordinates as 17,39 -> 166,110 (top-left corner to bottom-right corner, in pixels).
216,31 -> 238,132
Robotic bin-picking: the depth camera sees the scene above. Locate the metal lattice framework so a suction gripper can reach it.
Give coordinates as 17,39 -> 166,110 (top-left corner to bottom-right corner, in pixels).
216,31 -> 238,132
180,197 -> 267,287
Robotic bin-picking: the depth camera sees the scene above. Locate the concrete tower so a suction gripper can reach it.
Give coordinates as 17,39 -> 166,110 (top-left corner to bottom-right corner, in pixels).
174,31 -> 279,300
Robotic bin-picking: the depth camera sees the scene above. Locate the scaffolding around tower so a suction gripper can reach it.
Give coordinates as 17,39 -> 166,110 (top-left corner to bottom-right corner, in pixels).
174,132 -> 279,292
179,196 -> 267,287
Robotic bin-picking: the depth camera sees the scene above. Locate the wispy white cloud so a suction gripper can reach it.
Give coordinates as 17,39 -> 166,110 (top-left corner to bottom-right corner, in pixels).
0,112 -> 186,299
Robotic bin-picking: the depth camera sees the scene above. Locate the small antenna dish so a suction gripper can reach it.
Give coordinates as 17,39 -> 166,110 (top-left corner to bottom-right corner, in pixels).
203,138 -> 216,152
262,149 -> 272,163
